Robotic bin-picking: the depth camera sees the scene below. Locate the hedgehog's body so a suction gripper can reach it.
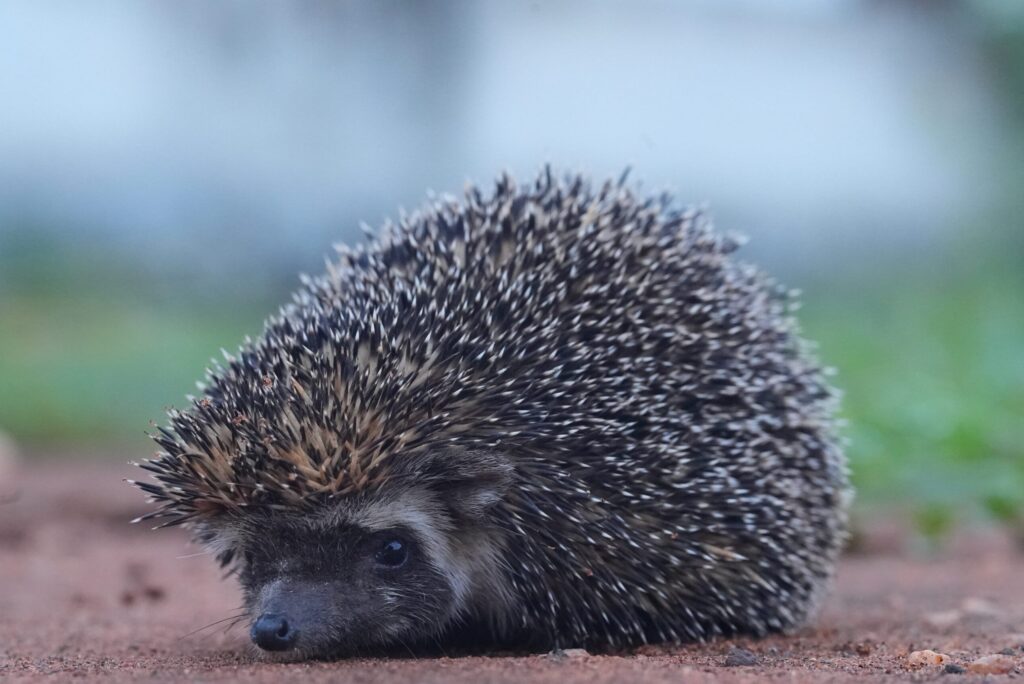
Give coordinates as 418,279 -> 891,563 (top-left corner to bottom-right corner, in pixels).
135,171 -> 849,658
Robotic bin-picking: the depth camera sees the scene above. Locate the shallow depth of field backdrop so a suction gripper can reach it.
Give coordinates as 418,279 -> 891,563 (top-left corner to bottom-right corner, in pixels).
1,1 -> 1022,546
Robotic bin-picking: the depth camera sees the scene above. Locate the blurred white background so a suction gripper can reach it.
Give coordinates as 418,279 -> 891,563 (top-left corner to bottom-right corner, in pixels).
0,0 -> 1007,283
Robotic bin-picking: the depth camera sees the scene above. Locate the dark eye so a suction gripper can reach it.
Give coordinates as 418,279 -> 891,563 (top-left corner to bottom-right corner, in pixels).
375,538 -> 409,568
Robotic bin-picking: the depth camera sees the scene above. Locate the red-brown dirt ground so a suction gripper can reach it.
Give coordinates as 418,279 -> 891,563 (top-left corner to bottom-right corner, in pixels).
1,459 -> 1022,683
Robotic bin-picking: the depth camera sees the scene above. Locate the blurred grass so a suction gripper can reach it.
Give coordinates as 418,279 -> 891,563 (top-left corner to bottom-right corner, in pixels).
0,293 -> 265,444
802,266 -> 1024,532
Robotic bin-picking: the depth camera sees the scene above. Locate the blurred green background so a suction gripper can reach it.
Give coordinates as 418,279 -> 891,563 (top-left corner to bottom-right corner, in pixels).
0,1 -> 1021,543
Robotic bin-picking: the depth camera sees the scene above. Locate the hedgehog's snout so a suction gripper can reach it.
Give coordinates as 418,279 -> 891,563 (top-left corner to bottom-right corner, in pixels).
249,578 -> 324,654
251,613 -> 297,652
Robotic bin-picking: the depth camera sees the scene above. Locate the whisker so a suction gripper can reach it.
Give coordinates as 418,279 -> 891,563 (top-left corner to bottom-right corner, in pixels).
222,613 -> 249,635
178,611 -> 249,641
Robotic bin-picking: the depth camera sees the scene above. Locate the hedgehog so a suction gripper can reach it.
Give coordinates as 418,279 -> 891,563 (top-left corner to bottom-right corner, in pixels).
132,169 -> 849,659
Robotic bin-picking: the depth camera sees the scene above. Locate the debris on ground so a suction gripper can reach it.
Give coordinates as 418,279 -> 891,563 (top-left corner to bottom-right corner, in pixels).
967,654 -> 1016,675
907,649 -> 951,667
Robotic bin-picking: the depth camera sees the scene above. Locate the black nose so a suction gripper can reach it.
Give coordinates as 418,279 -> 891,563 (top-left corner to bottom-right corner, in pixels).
250,613 -> 296,651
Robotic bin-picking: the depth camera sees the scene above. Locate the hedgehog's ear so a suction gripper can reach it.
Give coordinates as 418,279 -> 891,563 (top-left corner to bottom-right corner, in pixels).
425,449 -> 513,518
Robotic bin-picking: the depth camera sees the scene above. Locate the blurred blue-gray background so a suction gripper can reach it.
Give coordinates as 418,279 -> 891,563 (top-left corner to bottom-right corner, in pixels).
1,0 -> 1021,541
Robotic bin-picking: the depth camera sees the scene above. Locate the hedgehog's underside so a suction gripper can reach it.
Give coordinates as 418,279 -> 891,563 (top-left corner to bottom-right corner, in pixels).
134,169 -> 849,654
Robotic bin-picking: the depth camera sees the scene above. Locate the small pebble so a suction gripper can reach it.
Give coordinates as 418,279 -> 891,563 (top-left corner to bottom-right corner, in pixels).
548,648 -> 590,660
943,663 -> 965,674
961,597 -> 1000,617
999,647 -> 1016,656
723,646 -> 759,667
925,610 -> 962,629
908,650 -> 951,667
967,654 -> 1016,675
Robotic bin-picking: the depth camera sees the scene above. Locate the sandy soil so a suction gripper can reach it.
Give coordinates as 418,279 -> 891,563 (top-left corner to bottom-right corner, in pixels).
1,459 -> 1022,683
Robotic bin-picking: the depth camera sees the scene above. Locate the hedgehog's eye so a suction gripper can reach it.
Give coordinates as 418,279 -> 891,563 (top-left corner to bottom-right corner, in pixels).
375,538 -> 409,568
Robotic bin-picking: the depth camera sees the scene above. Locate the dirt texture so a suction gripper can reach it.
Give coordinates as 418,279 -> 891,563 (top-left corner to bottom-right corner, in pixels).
1,460 -> 1022,683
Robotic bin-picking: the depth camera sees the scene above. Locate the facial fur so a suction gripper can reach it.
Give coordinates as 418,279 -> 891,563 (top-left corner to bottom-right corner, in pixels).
201,469 -> 515,659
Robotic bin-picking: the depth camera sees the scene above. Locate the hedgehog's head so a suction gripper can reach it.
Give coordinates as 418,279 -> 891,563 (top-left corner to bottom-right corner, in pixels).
193,449 -> 514,659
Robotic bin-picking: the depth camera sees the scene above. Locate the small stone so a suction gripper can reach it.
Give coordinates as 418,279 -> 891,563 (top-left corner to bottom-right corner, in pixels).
961,597 -> 1001,617
908,650 -> 951,667
925,610 -> 962,629
999,647 -> 1017,656
547,648 -> 590,660
942,663 -> 965,674
967,654 -> 1016,675
723,646 -> 759,667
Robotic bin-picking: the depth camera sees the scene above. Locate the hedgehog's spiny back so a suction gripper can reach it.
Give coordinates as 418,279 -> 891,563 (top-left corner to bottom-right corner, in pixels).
140,171 -> 726,515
